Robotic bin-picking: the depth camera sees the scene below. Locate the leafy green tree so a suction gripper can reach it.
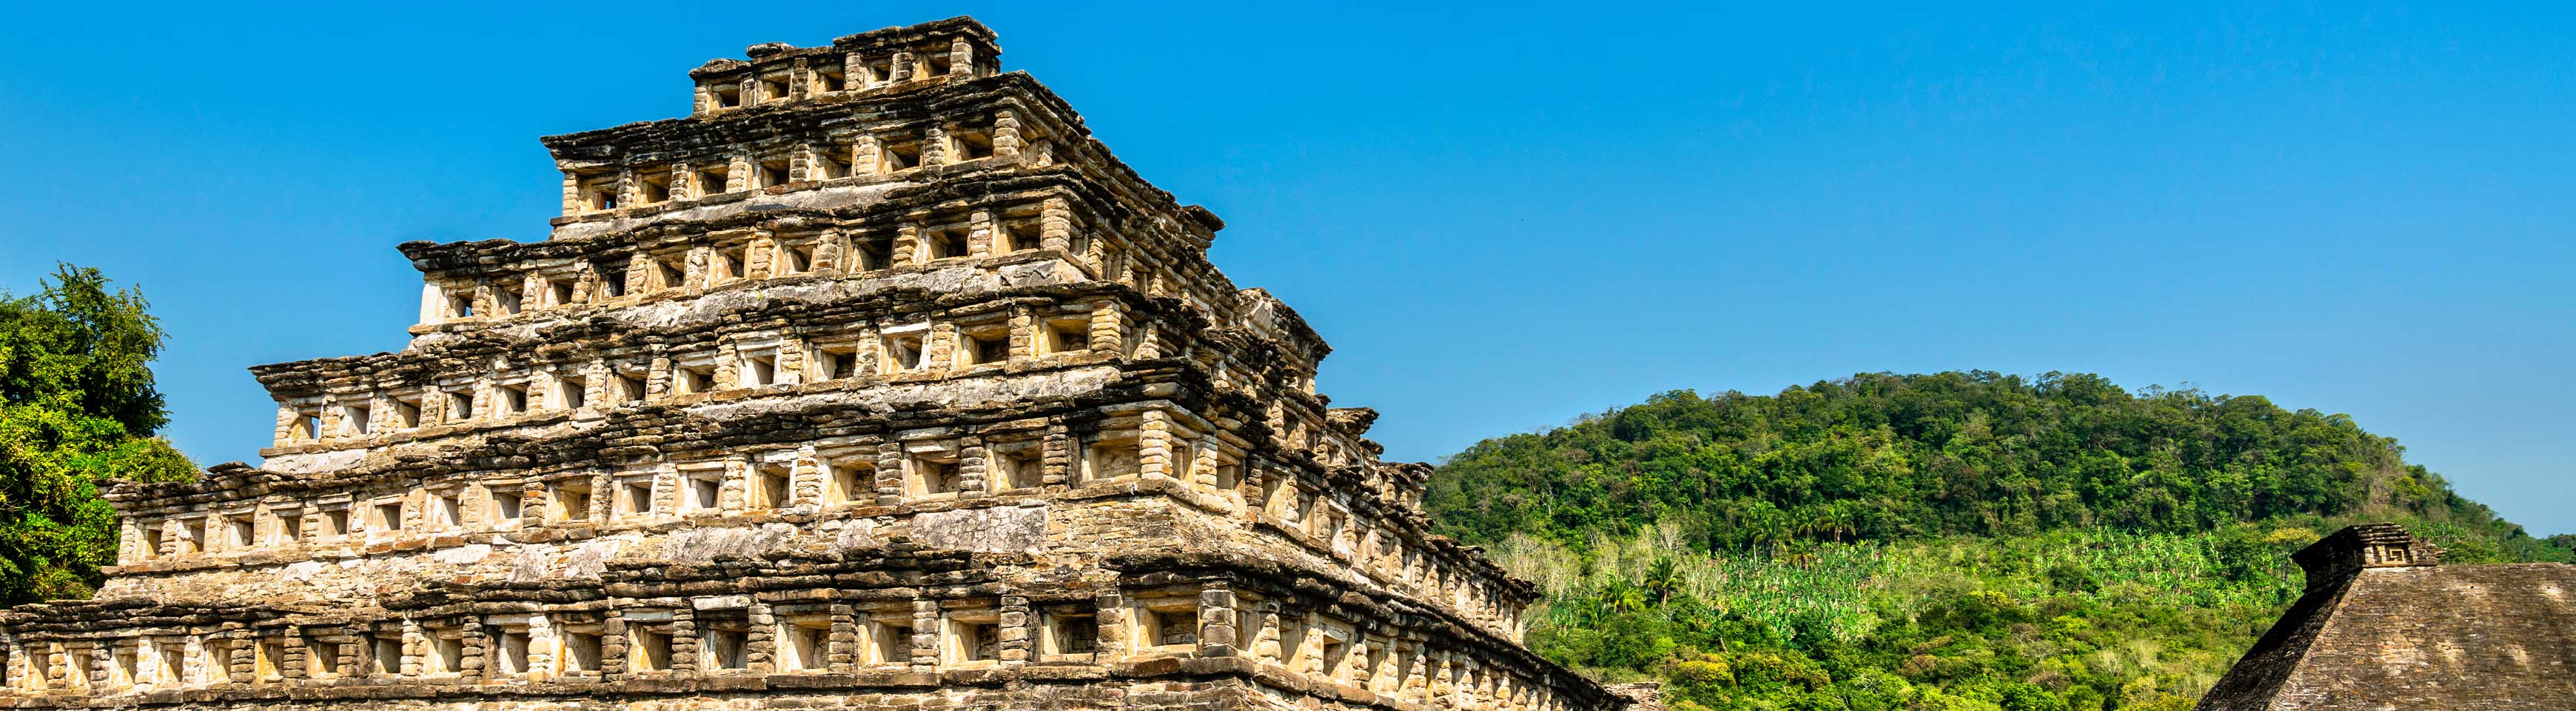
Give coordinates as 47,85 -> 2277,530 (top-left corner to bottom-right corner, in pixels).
0,264 -> 196,604
1435,371 -> 2573,710
1603,578 -> 1651,615
1429,372 -> 2557,554
1643,557 -> 1683,606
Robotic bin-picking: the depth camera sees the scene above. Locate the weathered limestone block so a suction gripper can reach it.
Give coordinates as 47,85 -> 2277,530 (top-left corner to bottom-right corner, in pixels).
6,15 -> 1638,711
910,505 -> 1045,554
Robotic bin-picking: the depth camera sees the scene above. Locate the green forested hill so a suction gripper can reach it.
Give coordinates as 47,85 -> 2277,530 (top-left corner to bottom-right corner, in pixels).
1424,372 -> 2570,711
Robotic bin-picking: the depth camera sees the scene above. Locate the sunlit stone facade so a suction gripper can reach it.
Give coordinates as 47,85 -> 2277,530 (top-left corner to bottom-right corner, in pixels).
0,17 -> 1646,711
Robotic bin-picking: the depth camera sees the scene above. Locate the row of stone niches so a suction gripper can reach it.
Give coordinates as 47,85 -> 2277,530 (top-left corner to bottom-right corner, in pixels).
165,415 -> 1521,639
562,110 -> 1055,217
3,587 -> 1577,711
3,588 -> 1177,692
469,195 -> 1081,323
691,34 -> 990,116
315,298 -> 1126,447
178,410 -> 1229,563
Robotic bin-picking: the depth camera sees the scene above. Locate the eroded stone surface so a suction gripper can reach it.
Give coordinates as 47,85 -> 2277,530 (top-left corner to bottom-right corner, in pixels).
2199,524 -> 2576,710
0,16 -> 1653,711
913,506 -> 1046,555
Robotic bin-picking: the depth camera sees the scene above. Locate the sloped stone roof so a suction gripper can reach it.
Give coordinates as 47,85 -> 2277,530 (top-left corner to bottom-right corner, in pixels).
2198,524 -> 2576,710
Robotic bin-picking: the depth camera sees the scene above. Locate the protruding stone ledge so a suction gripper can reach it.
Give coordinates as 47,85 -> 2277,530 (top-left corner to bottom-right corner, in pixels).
2291,522 -> 2442,590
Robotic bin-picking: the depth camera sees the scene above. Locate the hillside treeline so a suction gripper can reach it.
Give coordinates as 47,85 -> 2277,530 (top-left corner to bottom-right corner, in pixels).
1426,372 -> 2569,710
1431,371 -> 2549,557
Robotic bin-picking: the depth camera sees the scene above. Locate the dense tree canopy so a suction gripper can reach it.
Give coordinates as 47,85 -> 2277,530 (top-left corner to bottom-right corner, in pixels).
0,265 -> 195,604
1426,372 -> 2567,711
1430,371 -> 2524,552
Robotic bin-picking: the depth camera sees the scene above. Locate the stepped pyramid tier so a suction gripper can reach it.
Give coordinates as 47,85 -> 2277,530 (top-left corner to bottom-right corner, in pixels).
2197,524 -> 2576,710
0,17 -> 1647,711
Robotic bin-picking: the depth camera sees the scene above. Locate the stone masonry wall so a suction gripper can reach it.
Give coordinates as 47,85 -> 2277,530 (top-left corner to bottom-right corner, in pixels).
0,16 -> 1645,711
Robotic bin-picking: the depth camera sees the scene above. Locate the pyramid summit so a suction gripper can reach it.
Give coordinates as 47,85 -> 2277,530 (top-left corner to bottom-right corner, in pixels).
0,16 -> 1648,711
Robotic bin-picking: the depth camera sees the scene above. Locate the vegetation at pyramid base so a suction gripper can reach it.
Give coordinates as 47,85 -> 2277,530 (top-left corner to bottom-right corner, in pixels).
0,265 -> 196,605
1425,372 -> 2571,711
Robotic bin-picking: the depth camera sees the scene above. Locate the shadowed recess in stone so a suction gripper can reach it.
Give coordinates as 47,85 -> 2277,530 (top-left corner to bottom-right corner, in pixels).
2198,524 -> 2576,710
0,15 -> 1656,711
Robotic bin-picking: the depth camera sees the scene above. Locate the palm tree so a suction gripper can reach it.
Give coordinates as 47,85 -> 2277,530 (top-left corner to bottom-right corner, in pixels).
1749,512 -> 1791,558
1602,579 -> 1649,615
1794,505 -> 1828,542
1642,558 -> 1683,607
1565,591 -> 1611,627
1815,501 -> 1855,544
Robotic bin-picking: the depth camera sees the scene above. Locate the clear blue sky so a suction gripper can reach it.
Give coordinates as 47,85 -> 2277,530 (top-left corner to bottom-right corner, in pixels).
2,3 -> 2569,534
